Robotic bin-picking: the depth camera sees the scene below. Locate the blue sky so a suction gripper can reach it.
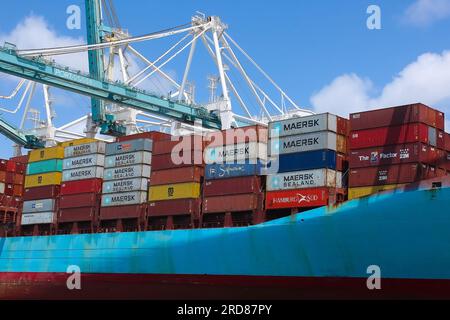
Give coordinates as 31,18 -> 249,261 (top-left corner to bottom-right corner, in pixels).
0,0 -> 450,158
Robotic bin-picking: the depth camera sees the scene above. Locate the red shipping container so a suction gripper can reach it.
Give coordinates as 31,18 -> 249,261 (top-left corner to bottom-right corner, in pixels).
60,193 -> 100,209
349,143 -> 439,168
0,160 -> 7,171
23,185 -> 60,201
4,183 -> 13,196
152,135 -> 204,155
265,187 -> 333,210
349,163 -> 433,187
152,152 -> 204,170
0,195 -> 21,208
203,176 -> 263,197
0,171 -> 5,183
9,155 -> 29,164
350,103 -> 445,131
148,199 -> 201,218
100,204 -> 147,220
203,193 -> 263,213
116,131 -> 172,143
445,133 -> 450,152
13,184 -> 23,197
151,166 -> 203,186
58,207 -> 98,223
60,178 -> 103,195
6,161 -> 26,174
5,172 -> 24,185
205,125 -> 268,148
350,123 -> 432,149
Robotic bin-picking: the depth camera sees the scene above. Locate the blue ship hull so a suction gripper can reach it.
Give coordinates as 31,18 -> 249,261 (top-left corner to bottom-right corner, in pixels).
1,186 -> 450,299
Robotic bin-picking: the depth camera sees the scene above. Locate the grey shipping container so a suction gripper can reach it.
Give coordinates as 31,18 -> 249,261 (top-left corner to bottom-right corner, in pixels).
22,199 -> 56,213
266,169 -> 342,191
64,141 -> 106,158
102,177 -> 148,194
105,151 -> 152,168
106,139 -> 153,155
269,131 -> 346,155
101,191 -> 147,207
63,154 -> 105,170
204,142 -> 267,164
104,164 -> 151,181
21,212 -> 55,225
269,113 -> 348,138
62,166 -> 104,182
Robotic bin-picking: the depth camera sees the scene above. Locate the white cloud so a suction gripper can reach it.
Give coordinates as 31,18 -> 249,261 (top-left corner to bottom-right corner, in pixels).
404,0 -> 450,26
0,15 -> 87,71
310,50 -> 450,122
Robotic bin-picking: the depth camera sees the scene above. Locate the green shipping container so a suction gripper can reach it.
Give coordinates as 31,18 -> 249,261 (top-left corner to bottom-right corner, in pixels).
26,159 -> 63,175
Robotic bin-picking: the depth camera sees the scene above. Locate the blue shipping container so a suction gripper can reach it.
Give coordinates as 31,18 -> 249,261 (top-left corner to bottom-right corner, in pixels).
269,149 -> 337,173
205,162 -> 266,180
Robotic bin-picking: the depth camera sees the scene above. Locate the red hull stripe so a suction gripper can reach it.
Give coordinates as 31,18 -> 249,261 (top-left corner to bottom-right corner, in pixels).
2,272 -> 450,300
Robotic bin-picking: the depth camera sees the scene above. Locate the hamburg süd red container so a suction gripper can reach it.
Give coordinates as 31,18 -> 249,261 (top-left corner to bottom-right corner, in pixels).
349,143 -> 440,168
205,125 -> 268,148
150,166 -> 203,186
152,152 -> 204,170
350,123 -> 434,149
203,176 -> 263,197
265,187 -> 334,210
100,204 -> 147,220
203,193 -> 263,214
60,178 -> 103,195
148,198 -> 201,219
23,185 -> 61,201
58,207 -> 98,223
59,193 -> 100,209
152,135 -> 204,155
349,163 -> 434,187
350,103 -> 445,131
116,131 -> 172,143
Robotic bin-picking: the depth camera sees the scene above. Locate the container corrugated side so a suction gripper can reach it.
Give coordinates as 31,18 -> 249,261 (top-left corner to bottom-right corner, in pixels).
21,212 -> 55,225
204,142 -> 267,164
205,162 -> 265,180
115,131 -> 171,143
104,165 -> 151,181
269,113 -> 349,138
269,149 -> 342,173
104,151 -> 151,168
60,178 -> 102,195
203,176 -> 262,197
22,199 -> 56,213
26,159 -> 63,175
101,191 -> 147,207
102,178 -> 148,194
205,125 -> 268,148
60,193 -> 100,209
148,182 -> 201,201
64,141 -> 106,158
62,166 -> 104,182
265,187 -> 333,209
62,154 -> 105,170
348,184 -> 405,200
58,207 -> 97,223
150,166 -> 203,186
148,198 -> 201,218
152,135 -> 204,155
28,146 -> 64,163
151,152 -> 204,170
203,194 -> 262,213
269,131 -> 347,155
267,169 -> 342,191
99,204 -> 147,220
106,139 -> 153,155
59,138 -> 99,148
24,172 -> 62,188
23,185 -> 60,201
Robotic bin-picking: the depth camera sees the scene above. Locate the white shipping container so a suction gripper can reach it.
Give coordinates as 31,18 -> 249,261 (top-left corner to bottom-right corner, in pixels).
105,151 -> 152,168
62,166 -> 104,182
269,113 -> 341,138
204,142 -> 267,164
63,154 -> 105,170
64,141 -> 106,158
21,212 -> 55,225
102,178 -> 148,194
270,131 -> 340,155
266,169 -> 342,191
104,165 -> 151,181
101,191 -> 147,207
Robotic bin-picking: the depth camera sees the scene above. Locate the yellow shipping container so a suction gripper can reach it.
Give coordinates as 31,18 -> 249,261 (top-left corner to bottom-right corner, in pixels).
59,138 -> 98,148
149,182 -> 201,201
348,184 -> 405,200
28,146 -> 64,163
24,172 -> 62,188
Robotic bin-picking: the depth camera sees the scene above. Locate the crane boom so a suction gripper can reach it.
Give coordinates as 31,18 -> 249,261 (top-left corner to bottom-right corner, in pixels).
0,117 -> 44,149
0,46 -> 222,130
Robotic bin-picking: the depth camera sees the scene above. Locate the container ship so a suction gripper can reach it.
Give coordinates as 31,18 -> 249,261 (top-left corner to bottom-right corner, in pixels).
1,103 -> 450,299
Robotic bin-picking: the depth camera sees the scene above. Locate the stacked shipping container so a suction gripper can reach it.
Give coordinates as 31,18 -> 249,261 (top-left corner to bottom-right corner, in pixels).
100,138 -> 153,232
202,126 -> 267,227
21,146 -> 64,235
58,138 -> 105,234
266,113 -> 349,215
348,103 -> 446,200
148,134 -> 204,230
